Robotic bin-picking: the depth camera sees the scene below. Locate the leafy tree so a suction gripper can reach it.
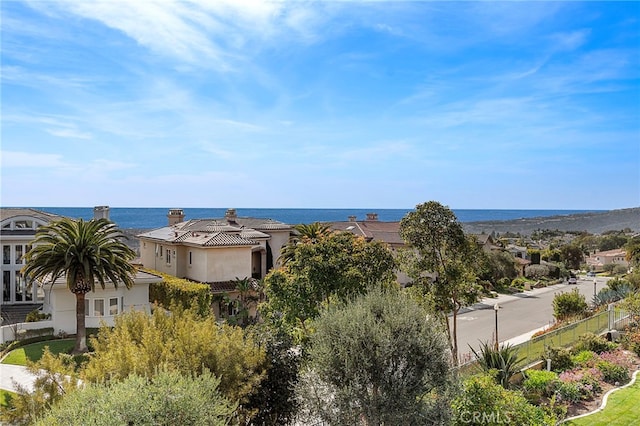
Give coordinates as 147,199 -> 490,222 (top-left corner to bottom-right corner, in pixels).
262,231 -> 396,335
598,233 -> 628,251
246,323 -> 301,425
23,218 -> 136,353
82,307 -> 266,412
35,369 -> 236,426
559,244 -> 584,270
552,289 -> 588,321
477,250 -> 518,285
297,289 -> 454,425
399,201 -> 482,365
620,292 -> 640,325
625,236 -> 640,267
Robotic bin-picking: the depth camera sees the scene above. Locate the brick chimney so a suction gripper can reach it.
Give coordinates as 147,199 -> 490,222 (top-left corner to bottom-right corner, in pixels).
167,208 -> 185,226
348,215 -> 357,222
365,213 -> 378,221
93,205 -> 110,220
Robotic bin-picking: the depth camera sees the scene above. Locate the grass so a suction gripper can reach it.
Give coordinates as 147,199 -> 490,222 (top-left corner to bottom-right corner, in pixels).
0,389 -> 16,409
564,381 -> 640,425
1,339 -> 75,366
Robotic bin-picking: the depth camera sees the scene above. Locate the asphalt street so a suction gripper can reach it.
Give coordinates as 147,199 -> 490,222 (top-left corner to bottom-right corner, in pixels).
456,275 -> 610,362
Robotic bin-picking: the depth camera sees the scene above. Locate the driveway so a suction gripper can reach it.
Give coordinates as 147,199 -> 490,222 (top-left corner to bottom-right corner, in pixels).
0,363 -> 36,393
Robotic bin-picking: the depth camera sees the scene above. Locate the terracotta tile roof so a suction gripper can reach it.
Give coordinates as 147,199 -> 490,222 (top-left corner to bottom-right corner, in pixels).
327,220 -> 404,245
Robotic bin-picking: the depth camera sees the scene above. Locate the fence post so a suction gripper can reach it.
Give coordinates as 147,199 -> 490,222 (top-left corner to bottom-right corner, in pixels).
608,303 -> 614,331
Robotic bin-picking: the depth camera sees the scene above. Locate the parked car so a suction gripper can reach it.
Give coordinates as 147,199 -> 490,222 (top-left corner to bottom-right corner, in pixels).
587,271 -> 596,277
568,277 -> 578,284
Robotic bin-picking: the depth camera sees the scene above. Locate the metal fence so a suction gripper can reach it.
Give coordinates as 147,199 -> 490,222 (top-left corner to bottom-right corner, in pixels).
458,305 -> 631,373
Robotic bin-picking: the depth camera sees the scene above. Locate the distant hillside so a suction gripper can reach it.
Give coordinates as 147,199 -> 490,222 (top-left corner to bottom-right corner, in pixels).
463,207 -> 640,236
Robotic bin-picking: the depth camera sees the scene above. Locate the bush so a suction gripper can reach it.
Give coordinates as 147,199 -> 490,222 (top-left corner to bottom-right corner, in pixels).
147,270 -> 212,317
522,370 -> 558,402
571,350 -> 596,367
496,277 -> 511,291
572,333 -> 617,354
543,346 -> 574,373
451,372 -> 558,426
552,289 -> 588,321
471,342 -> 523,389
555,381 -> 582,403
25,310 -> 51,322
525,264 -> 550,279
557,368 -> 602,401
621,328 -> 640,357
596,360 -> 628,384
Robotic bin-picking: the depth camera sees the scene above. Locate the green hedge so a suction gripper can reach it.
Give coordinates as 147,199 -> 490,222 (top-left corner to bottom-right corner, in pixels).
147,270 -> 212,317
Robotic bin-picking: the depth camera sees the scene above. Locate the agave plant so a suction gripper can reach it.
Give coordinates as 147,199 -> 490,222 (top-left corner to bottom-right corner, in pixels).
593,283 -> 635,307
470,341 -> 524,389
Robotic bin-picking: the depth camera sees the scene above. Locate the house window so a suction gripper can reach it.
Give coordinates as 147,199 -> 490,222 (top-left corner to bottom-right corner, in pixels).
189,251 -> 192,265
109,298 -> 119,315
160,246 -> 163,257
3,245 -> 9,264
15,220 -> 33,229
15,271 -> 23,302
94,299 -> 105,317
2,271 -> 10,302
85,299 -> 90,317
166,249 -> 171,264
15,245 -> 23,264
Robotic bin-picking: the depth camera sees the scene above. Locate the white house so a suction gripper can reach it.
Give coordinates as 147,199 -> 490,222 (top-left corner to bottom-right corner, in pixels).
586,248 -> 629,271
1,208 -> 64,306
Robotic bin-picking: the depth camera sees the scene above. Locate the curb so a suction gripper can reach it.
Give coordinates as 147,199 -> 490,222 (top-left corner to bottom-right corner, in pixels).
560,369 -> 640,423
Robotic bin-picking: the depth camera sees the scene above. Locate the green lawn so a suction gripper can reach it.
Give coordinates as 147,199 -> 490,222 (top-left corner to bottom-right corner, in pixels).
1,339 -> 75,366
0,388 -> 16,409
564,381 -> 640,425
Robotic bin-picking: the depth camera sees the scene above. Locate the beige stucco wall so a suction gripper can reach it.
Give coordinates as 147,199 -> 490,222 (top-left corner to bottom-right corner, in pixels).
267,230 -> 291,268
138,242 -> 178,276
203,247 -> 252,282
43,279 -> 153,336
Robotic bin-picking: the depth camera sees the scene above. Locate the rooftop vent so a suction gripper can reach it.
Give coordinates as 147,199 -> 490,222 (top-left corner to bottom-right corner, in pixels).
93,206 -> 110,220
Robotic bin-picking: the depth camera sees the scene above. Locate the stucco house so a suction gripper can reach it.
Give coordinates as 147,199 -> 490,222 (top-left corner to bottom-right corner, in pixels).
0,206 -> 159,342
586,248 -> 629,271
1,208 -> 63,307
136,208 -> 293,319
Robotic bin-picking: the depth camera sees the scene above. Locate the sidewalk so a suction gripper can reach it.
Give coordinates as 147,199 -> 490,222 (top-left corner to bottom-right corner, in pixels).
0,363 -> 36,393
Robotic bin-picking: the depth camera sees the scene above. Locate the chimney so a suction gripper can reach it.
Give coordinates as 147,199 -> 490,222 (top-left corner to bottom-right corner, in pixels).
348,215 -> 357,222
93,206 -> 110,220
167,208 -> 185,226
365,213 -> 378,221
225,208 -> 238,224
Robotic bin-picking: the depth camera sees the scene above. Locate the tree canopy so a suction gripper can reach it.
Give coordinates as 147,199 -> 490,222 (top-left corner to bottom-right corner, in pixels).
297,289 -> 454,425
262,231 -> 396,335
399,201 -> 482,365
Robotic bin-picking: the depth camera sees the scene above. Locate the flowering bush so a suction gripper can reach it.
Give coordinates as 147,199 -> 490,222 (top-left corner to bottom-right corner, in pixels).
557,367 -> 602,400
571,350 -> 596,368
523,370 -> 558,402
596,351 -> 634,384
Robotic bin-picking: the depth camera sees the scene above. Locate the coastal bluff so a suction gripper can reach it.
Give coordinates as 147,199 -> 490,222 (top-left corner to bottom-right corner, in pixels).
462,207 -> 640,236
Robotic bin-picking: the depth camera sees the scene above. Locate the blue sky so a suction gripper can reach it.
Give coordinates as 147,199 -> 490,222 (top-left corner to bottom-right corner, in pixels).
1,1 -> 639,210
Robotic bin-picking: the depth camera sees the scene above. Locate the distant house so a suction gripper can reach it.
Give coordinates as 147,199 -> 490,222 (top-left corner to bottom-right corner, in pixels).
470,234 -> 502,252
137,209 -> 293,319
586,248 -> 628,271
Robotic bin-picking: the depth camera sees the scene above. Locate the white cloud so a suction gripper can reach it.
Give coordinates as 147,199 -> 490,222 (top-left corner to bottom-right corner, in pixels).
1,151 -> 67,168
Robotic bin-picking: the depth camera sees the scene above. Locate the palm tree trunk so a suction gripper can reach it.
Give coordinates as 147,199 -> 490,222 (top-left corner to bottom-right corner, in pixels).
74,292 -> 87,353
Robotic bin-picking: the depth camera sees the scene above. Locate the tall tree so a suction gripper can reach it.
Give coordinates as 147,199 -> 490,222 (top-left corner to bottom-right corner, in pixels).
23,218 -> 136,353
399,201 -> 481,365
297,289 -> 454,425
263,231 -> 396,336
278,222 -> 332,266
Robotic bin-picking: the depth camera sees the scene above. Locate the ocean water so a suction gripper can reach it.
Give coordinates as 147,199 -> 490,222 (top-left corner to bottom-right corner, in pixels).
32,207 -> 604,230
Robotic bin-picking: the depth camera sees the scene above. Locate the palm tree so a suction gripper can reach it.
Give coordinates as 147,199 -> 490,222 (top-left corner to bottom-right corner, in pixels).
23,218 -> 136,353
279,222 -> 332,265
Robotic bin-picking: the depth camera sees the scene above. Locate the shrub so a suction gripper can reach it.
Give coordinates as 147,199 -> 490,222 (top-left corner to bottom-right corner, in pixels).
572,332 -> 617,354
543,346 -> 574,373
525,264 -> 550,279
571,350 -> 596,367
557,368 -> 602,400
451,372 -> 558,426
470,342 -> 523,389
25,310 -> 51,323
596,360 -> 628,384
147,270 -> 212,317
621,328 -> 640,357
555,381 -> 582,403
552,289 -> 588,321
496,277 -> 512,291
522,370 -> 558,402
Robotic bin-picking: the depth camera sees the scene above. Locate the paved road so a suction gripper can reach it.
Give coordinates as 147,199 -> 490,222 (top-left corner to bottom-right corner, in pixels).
456,275 -> 610,362
0,363 -> 36,393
